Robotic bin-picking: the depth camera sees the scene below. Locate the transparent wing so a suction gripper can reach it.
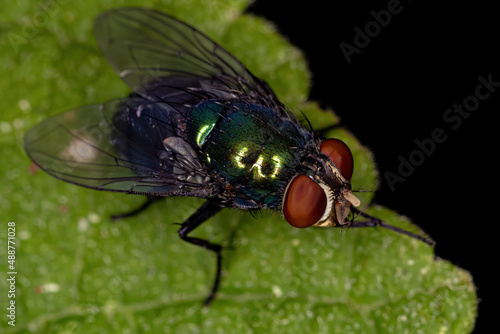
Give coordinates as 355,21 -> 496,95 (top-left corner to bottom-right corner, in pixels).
94,7 -> 295,119
24,98 -> 217,197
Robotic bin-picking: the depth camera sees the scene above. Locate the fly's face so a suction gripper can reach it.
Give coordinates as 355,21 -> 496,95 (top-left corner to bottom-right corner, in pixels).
282,138 -> 361,228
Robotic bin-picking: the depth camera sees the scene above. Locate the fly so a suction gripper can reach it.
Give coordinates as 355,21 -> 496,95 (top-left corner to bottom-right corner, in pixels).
24,7 -> 434,305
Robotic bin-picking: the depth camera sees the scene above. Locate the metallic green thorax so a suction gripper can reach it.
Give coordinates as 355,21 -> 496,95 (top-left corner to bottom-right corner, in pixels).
187,100 -> 307,208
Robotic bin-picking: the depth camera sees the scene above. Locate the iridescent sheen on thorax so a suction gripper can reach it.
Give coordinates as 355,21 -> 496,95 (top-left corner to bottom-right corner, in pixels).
187,100 -> 307,208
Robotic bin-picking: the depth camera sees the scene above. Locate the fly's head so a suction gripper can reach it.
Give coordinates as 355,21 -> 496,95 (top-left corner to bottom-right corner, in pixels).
282,138 -> 360,228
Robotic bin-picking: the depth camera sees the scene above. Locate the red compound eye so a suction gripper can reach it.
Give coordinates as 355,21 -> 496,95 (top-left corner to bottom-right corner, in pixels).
283,175 -> 327,228
320,138 -> 354,180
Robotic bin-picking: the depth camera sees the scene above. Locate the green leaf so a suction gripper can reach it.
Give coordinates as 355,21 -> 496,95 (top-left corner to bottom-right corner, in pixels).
1,0 -> 476,333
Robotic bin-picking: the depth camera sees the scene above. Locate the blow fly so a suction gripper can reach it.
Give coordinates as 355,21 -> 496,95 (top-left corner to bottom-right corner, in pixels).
24,7 -> 433,305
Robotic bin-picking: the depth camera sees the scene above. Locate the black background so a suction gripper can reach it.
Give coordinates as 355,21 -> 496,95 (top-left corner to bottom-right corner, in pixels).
249,1 -> 497,333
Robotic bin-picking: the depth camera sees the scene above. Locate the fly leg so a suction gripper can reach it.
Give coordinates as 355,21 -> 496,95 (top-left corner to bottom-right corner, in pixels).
111,196 -> 162,221
178,200 -> 223,306
348,208 -> 435,247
